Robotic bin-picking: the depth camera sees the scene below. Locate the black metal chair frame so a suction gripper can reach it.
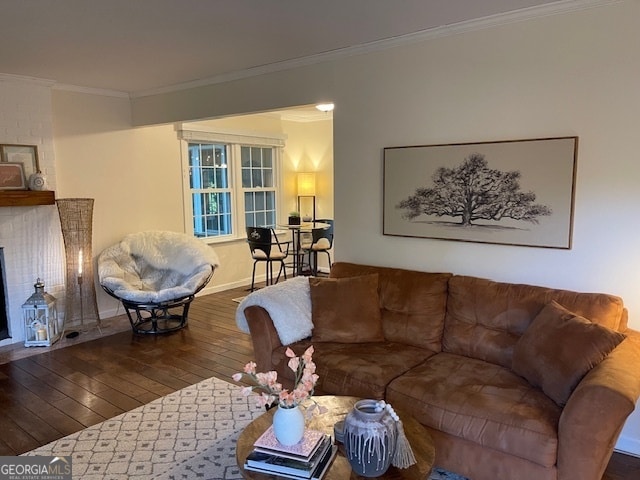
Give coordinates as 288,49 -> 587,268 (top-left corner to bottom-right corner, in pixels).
302,219 -> 334,276
101,267 -> 213,334
247,227 -> 290,291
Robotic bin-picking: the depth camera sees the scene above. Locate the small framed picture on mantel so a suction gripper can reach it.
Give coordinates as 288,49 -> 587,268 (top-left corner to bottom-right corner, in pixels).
0,163 -> 27,190
0,144 -> 40,181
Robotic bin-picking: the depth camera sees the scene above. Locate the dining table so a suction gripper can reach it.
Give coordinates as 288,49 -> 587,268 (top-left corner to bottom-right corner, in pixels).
275,221 -> 331,276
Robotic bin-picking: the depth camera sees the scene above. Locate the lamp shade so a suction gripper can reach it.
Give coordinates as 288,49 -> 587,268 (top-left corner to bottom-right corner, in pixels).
297,172 -> 316,196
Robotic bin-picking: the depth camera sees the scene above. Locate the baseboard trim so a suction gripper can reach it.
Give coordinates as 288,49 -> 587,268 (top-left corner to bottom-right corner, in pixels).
199,279 -> 253,295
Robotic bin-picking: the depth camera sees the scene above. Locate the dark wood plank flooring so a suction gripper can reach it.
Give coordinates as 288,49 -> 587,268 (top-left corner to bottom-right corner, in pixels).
0,284 -> 638,479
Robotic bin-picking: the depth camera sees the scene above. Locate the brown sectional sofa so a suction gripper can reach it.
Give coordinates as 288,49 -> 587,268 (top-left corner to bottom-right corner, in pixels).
243,262 -> 640,480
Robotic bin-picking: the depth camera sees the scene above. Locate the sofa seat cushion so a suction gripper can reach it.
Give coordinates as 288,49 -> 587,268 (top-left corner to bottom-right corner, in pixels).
272,341 -> 436,399
386,352 -> 561,468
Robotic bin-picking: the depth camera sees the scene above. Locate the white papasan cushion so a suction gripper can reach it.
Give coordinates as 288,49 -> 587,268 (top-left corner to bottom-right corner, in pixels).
98,231 -> 220,303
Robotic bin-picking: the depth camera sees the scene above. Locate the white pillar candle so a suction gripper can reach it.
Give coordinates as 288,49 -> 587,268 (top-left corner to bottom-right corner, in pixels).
78,249 -> 83,276
37,328 -> 47,341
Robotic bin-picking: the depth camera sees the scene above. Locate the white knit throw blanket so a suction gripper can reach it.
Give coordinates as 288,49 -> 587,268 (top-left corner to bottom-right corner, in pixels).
235,276 -> 313,345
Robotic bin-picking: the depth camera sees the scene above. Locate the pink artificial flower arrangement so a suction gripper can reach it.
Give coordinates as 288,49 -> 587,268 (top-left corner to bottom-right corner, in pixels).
233,345 -> 326,415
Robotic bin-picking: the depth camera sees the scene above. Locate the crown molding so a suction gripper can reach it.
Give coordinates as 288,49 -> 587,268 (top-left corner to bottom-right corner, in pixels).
0,72 -> 55,87
52,83 -> 130,99
0,73 -> 130,98
261,110 -> 333,123
131,0 -> 620,99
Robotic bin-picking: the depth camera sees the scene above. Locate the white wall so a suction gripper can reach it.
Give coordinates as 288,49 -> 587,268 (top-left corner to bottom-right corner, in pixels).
52,91 -> 186,317
130,1 -> 640,454
282,119 -> 334,221
280,119 -> 334,272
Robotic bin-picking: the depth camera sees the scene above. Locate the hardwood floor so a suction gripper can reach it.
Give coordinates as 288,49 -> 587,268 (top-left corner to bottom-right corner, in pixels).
0,283 -> 638,479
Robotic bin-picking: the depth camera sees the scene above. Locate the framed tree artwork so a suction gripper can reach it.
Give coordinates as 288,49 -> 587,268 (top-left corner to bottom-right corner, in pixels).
383,136 -> 578,249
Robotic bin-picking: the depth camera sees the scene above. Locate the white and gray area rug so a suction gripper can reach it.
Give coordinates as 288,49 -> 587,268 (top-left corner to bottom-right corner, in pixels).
24,376 -> 469,480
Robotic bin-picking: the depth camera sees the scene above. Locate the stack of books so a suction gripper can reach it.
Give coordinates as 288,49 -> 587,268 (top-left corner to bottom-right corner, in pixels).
244,426 -> 337,479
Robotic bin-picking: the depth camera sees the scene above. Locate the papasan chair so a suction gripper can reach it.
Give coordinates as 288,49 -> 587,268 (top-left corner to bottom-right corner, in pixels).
98,231 -> 220,334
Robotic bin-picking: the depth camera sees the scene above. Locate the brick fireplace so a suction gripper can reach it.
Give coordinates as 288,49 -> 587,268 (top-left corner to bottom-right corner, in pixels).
0,75 -> 65,347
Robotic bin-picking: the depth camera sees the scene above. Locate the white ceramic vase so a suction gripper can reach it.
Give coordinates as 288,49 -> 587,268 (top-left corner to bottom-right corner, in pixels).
28,171 -> 47,191
273,404 -> 305,445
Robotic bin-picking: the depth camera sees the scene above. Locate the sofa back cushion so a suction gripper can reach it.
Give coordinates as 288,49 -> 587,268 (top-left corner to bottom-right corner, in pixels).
443,275 -> 626,368
330,262 -> 451,351
512,300 -> 626,406
309,274 -> 385,343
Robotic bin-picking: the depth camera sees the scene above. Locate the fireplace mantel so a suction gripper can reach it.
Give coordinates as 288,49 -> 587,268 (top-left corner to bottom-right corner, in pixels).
0,191 -> 55,207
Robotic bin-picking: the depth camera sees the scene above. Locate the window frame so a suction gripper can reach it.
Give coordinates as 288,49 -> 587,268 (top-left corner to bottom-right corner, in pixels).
188,142 -> 233,239
179,127 -> 286,243
240,145 -> 278,231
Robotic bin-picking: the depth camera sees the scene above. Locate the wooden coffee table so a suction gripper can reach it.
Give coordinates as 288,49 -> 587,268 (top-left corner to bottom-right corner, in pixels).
236,395 -> 435,479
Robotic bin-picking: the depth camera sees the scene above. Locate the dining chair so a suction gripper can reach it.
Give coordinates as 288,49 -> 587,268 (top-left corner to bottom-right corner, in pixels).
301,219 -> 334,276
246,227 -> 290,291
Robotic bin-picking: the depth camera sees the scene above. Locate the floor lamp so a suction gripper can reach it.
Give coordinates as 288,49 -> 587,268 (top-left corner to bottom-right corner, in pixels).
297,172 -> 316,221
56,198 -> 101,335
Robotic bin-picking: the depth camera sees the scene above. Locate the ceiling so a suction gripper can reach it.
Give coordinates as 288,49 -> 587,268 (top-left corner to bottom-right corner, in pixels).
0,0 -> 567,97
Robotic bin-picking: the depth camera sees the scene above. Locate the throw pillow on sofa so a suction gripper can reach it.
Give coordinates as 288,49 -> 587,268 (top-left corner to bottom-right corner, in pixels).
309,274 -> 384,343
512,300 -> 626,406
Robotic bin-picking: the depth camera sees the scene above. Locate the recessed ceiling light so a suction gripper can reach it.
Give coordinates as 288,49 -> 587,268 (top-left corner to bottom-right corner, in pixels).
315,103 -> 334,112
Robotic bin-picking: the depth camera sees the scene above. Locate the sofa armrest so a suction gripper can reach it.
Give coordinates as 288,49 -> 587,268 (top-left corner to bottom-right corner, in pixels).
244,305 -> 284,372
558,337 -> 640,480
